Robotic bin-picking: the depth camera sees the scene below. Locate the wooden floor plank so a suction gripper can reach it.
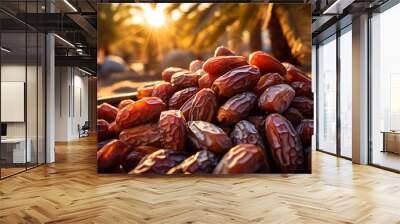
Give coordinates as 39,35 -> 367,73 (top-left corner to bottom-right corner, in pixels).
0,135 -> 399,224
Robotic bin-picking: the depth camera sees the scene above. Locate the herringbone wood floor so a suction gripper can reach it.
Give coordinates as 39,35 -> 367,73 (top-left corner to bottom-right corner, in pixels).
0,136 -> 399,224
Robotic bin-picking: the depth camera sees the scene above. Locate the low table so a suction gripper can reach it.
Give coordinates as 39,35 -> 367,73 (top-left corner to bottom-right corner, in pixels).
1,138 -> 32,164
381,131 -> 400,154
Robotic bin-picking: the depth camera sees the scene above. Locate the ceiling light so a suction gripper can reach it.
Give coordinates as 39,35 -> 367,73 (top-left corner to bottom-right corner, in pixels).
54,34 -> 75,48
1,47 -> 11,53
63,0 -> 78,12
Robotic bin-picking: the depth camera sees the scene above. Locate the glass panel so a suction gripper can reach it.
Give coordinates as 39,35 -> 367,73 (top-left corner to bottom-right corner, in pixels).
38,32 -> 45,165
371,4 -> 400,171
1,31 -> 27,177
27,31 -> 38,169
317,36 -> 337,154
339,28 -> 352,158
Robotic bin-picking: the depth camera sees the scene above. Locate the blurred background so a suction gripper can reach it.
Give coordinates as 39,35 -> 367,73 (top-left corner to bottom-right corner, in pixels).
97,3 -> 311,98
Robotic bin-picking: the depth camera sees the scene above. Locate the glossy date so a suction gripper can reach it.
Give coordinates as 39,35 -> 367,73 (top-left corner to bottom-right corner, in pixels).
265,113 -> 305,173
258,84 -> 295,114
159,110 -> 186,151
217,92 -> 257,125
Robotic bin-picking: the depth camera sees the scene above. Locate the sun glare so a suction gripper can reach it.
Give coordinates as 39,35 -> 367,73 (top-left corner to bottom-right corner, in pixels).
143,5 -> 166,28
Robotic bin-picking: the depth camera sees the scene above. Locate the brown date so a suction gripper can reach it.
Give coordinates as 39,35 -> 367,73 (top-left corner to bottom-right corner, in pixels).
119,122 -> 161,148
198,73 -> 218,89
137,85 -> 155,100
212,65 -> 260,98
161,67 -> 186,82
290,81 -> 312,98
108,121 -> 121,139
214,46 -> 235,56
168,87 -> 199,110
282,63 -> 311,83
159,110 -> 186,151
171,71 -> 199,90
97,119 -> 111,142
97,140 -> 131,172
179,95 -> 195,121
98,103 -> 118,123
247,115 -> 266,135
283,107 -> 304,127
187,121 -> 232,154
230,120 -> 265,150
130,149 -> 186,174
168,150 -> 219,174
258,84 -> 295,113
122,146 -> 159,172
189,60 -> 204,72
202,56 -> 248,77
291,96 -> 313,118
304,147 -> 312,173
118,99 -> 134,110
249,51 -> 286,76
213,144 -> 268,174
265,113 -> 305,173
97,138 -> 114,151
217,92 -> 257,125
296,119 -> 314,147
116,97 -> 166,129
188,88 -> 217,122
254,73 -> 285,96
151,82 -> 175,103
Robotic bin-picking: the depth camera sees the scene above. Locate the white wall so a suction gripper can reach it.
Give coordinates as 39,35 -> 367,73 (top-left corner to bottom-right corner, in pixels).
55,67 -> 89,141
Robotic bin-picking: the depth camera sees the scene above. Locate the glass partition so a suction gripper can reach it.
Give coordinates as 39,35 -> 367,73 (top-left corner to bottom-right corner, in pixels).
370,3 -> 400,171
317,35 -> 337,154
339,27 -> 352,158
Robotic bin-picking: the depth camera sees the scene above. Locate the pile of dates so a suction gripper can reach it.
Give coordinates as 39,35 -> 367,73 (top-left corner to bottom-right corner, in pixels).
97,46 -> 313,174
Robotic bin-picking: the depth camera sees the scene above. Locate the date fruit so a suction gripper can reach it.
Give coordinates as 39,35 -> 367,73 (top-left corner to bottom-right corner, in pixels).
187,121 -> 232,154
283,107 -> 304,127
168,87 -> 199,110
189,60 -> 204,72
258,84 -> 295,113
118,99 -> 134,110
249,51 -> 286,76
296,119 -> 314,147
212,65 -> 260,98
265,113 -> 305,173
162,67 -> 186,82
108,121 -> 121,139
217,92 -> 257,125
291,96 -> 313,118
171,71 -> 199,90
168,150 -> 219,174
214,46 -> 235,56
203,56 -> 248,77
198,73 -> 218,89
130,149 -> 186,174
122,145 -> 159,172
247,115 -> 266,135
159,110 -> 186,151
97,140 -> 131,172
97,138 -> 114,151
116,97 -> 166,129
179,95 -> 195,121
254,73 -> 285,96
213,144 -> 268,174
97,119 -> 111,142
188,88 -> 217,122
290,81 -> 312,98
119,122 -> 161,148
151,82 -> 175,103
282,63 -> 311,83
137,84 -> 155,100
98,103 -> 118,123
230,120 -> 265,150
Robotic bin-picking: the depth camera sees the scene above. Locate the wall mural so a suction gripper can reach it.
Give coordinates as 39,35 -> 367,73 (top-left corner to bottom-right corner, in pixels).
96,3 -> 313,175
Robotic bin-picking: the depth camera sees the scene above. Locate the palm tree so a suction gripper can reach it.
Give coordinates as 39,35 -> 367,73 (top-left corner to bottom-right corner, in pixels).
166,3 -> 311,70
